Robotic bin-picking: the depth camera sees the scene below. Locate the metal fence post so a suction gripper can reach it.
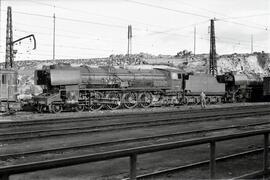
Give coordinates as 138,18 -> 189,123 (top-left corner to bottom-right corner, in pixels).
130,154 -> 137,180
263,133 -> 269,173
210,141 -> 216,179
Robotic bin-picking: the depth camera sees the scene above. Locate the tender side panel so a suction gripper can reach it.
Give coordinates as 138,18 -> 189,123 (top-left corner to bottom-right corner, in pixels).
50,69 -> 81,86
185,74 -> 225,95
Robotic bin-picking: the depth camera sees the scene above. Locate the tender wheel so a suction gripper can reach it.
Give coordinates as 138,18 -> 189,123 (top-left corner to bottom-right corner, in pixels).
195,97 -> 201,105
75,104 -> 84,112
36,105 -> 43,113
123,92 -> 138,109
183,96 -> 189,105
51,104 -> 63,113
138,92 -> 152,108
106,92 -> 121,110
88,92 -> 104,111
205,97 -> 210,104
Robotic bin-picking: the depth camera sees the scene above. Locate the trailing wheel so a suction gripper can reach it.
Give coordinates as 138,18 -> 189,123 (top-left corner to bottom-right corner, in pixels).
51,104 -> 63,113
138,92 -> 152,108
123,92 -> 138,109
183,96 -> 189,105
88,92 -> 104,111
75,104 -> 84,112
106,92 -> 121,110
36,105 -> 43,113
205,97 -> 211,104
216,97 -> 222,104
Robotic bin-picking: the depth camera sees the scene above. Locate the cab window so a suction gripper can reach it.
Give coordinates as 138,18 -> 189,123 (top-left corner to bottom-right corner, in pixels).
171,72 -> 178,80
2,74 -> 6,84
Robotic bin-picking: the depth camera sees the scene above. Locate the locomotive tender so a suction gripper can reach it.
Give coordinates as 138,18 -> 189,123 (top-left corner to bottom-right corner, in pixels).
33,63 -> 225,113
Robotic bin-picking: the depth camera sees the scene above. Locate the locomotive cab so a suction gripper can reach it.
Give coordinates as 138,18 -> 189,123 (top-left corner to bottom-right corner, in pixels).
169,71 -> 185,91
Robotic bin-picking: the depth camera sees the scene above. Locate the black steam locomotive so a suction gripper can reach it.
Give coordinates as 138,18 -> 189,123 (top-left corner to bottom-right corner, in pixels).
33,63 -> 225,113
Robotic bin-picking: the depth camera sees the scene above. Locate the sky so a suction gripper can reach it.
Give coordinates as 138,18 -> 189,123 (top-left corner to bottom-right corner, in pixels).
0,0 -> 269,62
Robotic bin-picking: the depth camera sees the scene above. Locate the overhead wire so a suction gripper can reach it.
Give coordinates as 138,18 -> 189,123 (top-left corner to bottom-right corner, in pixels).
25,0 -> 214,35
220,13 -> 270,20
12,10 -> 129,29
217,19 -> 268,31
173,0 -> 268,29
2,1 -> 267,57
125,0 -> 210,19
27,0 -> 173,29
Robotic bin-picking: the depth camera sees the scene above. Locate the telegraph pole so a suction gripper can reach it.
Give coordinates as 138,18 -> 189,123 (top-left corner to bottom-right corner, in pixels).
5,6 -> 13,69
209,19 -> 217,76
251,34 -> 253,53
53,12 -> 56,60
127,25 -> 132,56
0,0 -> 1,62
193,26 -> 196,55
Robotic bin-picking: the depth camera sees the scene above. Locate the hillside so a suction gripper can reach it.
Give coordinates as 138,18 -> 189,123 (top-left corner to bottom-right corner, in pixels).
1,52 -> 269,100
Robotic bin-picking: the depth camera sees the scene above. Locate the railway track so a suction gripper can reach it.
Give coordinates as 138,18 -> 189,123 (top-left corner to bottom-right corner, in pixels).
127,147 -> 267,179
1,104 -> 270,128
1,119 -> 269,163
1,105 -> 270,178
1,106 -> 270,142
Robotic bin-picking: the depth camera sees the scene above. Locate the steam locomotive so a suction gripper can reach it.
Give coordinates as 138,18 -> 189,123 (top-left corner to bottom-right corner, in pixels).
33,63 -> 226,113
1,63 -> 266,114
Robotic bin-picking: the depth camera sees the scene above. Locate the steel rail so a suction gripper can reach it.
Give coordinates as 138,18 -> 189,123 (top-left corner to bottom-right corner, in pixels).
3,107 -> 270,133
0,129 -> 269,180
1,109 -> 270,142
1,104 -> 269,127
1,121 -> 270,162
126,147 -> 268,179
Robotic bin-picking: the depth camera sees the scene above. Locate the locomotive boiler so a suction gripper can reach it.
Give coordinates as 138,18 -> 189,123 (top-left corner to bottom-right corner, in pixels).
34,63 -> 188,112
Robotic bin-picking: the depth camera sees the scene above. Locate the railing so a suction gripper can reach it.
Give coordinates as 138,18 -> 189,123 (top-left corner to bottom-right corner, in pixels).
0,129 -> 269,180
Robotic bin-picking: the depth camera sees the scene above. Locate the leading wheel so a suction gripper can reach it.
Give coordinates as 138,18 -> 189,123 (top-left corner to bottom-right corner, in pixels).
75,104 -> 84,112
51,104 -> 63,113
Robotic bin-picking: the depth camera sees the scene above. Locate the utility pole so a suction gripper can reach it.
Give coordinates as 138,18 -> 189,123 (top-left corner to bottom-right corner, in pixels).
209,19 -> 217,76
3,6 -> 36,70
127,25 -> 132,56
193,26 -> 196,56
0,0 -> 2,63
251,34 -> 253,54
5,6 -> 13,69
53,12 -> 56,60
